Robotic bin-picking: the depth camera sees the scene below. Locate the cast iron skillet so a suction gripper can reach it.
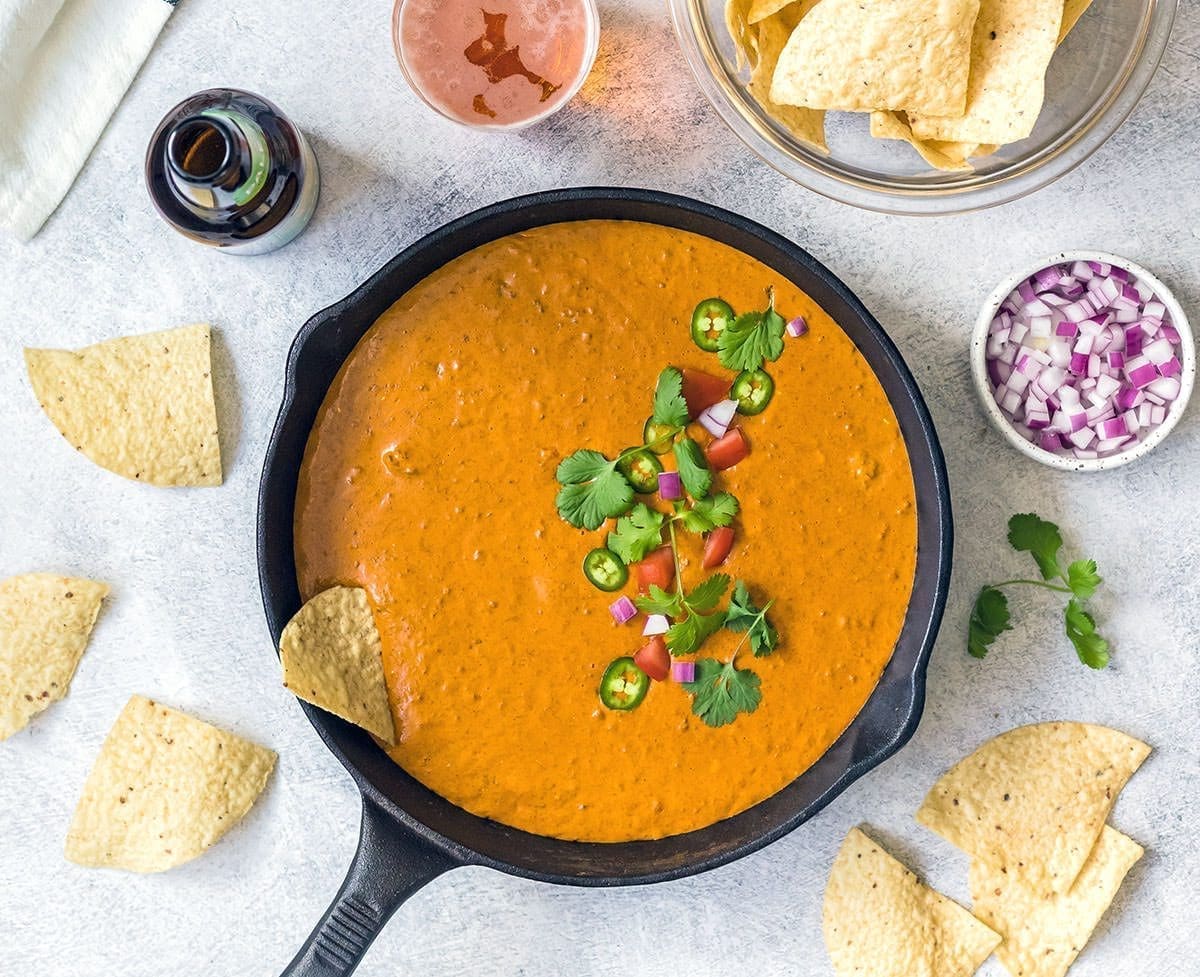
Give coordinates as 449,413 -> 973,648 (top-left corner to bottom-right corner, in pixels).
257,187 -> 952,977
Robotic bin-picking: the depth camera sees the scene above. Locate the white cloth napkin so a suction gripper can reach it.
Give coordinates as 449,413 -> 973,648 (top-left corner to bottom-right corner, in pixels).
0,0 -> 175,241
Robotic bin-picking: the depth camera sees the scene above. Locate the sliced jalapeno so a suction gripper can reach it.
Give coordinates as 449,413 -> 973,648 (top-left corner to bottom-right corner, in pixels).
583,548 -> 628,592
599,656 -> 650,711
731,368 -> 775,415
618,447 -> 664,493
643,418 -> 676,455
691,298 -> 735,353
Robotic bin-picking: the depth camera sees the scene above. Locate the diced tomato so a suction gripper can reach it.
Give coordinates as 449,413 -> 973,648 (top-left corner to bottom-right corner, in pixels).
681,368 -> 731,419
705,428 -> 750,471
635,546 -> 675,593
702,526 -> 736,569
634,636 -> 671,682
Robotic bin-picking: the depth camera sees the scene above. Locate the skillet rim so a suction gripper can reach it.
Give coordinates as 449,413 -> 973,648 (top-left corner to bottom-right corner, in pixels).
256,186 -> 953,886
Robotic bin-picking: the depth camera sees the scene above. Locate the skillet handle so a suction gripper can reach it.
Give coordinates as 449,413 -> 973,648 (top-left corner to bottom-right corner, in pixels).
280,796 -> 457,977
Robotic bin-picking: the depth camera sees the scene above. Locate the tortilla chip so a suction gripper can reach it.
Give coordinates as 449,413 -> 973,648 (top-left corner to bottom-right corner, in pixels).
726,0 -> 758,68
909,0 -> 1063,144
917,723 -> 1149,896
65,695 -> 275,872
279,586 -> 397,745
0,574 -> 108,740
25,323 -> 222,487
770,0 -> 979,116
750,5 -> 827,151
727,0 -> 827,152
1059,0 -> 1094,42
747,0 -> 795,22
824,827 -> 1001,977
971,825 -> 1143,977
870,111 -> 977,171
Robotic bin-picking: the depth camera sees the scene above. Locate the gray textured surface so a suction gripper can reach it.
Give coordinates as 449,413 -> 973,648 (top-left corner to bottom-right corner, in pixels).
1,1 -> 1197,975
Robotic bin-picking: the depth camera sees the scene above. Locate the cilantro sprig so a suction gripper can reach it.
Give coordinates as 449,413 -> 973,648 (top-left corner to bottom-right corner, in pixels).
554,448 -> 638,530
717,287 -> 787,372
969,513 -> 1110,669
635,573 -> 730,655
724,580 -> 778,656
682,658 -> 762,728
672,437 -> 712,499
652,366 -> 689,428
675,492 -> 739,533
607,503 -> 666,564
680,579 -> 776,727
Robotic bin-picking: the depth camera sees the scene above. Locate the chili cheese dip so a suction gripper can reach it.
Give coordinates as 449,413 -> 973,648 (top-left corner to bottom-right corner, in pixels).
294,220 -> 916,841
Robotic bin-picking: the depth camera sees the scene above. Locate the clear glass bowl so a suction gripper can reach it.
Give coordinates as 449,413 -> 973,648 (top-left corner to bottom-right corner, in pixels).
668,0 -> 1177,215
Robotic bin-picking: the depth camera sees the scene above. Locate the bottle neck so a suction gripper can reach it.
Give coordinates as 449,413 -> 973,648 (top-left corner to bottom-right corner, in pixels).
163,109 -> 271,211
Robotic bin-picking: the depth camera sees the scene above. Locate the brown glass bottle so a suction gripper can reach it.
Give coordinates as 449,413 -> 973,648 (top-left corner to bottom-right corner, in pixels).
146,88 -> 319,254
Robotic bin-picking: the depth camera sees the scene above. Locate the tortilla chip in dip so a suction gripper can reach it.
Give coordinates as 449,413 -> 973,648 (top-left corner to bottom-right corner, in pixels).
24,323 -> 222,487
908,0 -> 1063,144
0,574 -> 108,740
279,586 -> 397,745
65,695 -> 275,872
770,0 -> 980,116
824,827 -> 1001,977
917,722 -> 1149,896
971,825 -> 1143,977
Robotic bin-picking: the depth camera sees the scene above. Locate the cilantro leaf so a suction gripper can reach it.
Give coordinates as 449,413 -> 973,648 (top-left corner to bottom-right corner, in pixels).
685,573 -> 731,614
1066,559 -> 1101,601
607,503 -> 666,564
1008,513 -> 1064,581
666,610 -> 727,656
724,580 -> 779,656
677,492 -> 739,533
555,450 -> 636,530
555,449 -> 612,484
652,367 -> 689,428
717,290 -> 786,372
968,586 -> 1011,659
683,658 -> 762,727
1065,599 -> 1110,669
673,437 -> 713,499
635,585 -> 683,618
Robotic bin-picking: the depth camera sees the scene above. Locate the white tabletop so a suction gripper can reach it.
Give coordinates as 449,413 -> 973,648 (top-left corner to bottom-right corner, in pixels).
2,1 -> 1197,975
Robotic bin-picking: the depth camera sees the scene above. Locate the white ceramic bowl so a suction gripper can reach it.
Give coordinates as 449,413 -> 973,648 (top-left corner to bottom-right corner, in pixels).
971,250 -> 1195,472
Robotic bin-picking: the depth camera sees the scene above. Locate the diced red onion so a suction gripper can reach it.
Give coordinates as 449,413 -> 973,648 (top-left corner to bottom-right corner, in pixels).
786,315 -> 808,338
1127,360 -> 1158,389
609,596 -> 637,625
697,399 -> 738,438
642,613 -> 670,636
1147,376 -> 1181,401
658,470 -> 683,501
984,259 -> 1185,460
671,660 -> 696,683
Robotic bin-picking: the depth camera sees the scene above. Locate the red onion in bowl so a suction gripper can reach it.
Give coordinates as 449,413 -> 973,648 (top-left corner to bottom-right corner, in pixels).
980,256 -> 1189,464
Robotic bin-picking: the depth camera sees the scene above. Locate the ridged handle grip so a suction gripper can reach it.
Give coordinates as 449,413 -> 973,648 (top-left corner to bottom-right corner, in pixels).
280,797 -> 456,977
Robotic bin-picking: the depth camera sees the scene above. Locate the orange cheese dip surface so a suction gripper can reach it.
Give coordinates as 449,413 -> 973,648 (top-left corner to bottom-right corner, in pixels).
294,221 -> 916,842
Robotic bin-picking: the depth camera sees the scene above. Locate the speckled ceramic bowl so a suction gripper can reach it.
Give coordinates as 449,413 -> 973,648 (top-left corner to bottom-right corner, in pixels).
971,250 -> 1195,472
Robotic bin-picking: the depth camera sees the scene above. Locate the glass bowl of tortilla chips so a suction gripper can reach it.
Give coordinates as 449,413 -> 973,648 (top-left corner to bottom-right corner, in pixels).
669,0 -> 1176,215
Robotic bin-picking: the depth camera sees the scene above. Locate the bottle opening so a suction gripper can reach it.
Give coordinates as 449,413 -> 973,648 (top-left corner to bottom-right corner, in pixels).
166,118 -> 234,184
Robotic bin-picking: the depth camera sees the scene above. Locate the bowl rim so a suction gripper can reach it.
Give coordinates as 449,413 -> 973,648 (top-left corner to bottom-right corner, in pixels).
390,0 -> 601,132
970,249 -> 1195,472
667,0 -> 1179,216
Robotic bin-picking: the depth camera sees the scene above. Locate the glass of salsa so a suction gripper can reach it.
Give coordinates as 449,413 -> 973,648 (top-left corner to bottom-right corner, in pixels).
393,0 -> 600,130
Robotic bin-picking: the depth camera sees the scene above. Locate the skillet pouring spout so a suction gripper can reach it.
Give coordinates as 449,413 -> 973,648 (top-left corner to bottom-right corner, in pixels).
281,798 -> 457,977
